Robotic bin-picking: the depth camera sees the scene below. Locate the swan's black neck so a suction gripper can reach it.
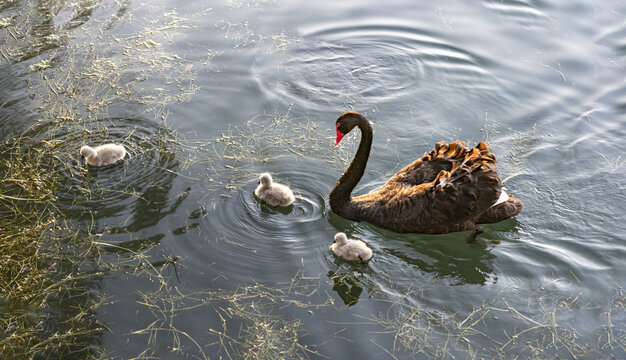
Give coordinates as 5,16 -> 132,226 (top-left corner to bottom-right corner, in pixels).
329,118 -> 373,218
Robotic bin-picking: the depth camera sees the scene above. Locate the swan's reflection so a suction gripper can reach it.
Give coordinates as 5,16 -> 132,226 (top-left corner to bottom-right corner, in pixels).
375,221 -> 522,285
330,211 -> 520,287
122,184 -> 188,233
328,270 -> 366,306
382,239 -> 496,286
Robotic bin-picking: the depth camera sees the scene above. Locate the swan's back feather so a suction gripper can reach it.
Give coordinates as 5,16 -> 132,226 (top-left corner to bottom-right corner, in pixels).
350,141 -> 521,233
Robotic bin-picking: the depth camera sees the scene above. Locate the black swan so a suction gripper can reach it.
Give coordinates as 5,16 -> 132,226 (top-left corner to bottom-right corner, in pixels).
329,111 -> 523,234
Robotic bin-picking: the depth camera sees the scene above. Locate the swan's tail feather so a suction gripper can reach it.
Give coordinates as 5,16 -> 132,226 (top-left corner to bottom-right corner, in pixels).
476,194 -> 524,224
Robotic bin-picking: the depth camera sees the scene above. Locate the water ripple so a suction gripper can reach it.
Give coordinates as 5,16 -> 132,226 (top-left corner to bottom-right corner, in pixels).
483,0 -> 550,28
28,118 -> 181,228
202,174 -> 327,280
253,21 -> 505,111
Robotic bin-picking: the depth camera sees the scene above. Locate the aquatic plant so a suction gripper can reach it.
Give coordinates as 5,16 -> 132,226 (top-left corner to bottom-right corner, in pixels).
0,124 -> 107,358
356,276 -> 624,359
0,1 -> 210,357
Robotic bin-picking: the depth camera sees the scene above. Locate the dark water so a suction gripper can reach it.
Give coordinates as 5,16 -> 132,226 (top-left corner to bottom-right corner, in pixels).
2,0 -> 626,358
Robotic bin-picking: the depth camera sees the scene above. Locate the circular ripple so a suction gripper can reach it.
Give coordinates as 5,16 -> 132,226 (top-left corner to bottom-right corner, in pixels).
253,22 -> 505,110
201,170 -> 329,280
26,118 -> 181,228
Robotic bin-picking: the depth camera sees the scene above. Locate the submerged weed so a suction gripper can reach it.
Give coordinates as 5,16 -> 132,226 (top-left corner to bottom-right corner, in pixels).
0,130 -> 107,358
359,276 -> 625,359
0,1 -> 211,356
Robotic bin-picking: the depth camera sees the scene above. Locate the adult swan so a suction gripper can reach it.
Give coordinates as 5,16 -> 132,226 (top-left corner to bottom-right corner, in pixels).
329,111 -> 523,234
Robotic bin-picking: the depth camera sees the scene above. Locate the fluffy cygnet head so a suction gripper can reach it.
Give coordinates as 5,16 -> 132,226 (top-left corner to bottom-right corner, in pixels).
259,172 -> 273,187
80,146 -> 97,160
333,232 -> 348,246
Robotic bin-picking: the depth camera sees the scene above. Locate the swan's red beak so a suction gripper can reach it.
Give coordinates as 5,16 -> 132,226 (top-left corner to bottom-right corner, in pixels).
335,126 -> 344,146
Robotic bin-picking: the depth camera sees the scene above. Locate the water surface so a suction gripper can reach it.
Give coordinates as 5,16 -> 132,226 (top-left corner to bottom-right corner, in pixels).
1,0 -> 625,358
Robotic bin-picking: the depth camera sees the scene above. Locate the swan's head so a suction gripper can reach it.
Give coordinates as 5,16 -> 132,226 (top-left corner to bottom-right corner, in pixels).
333,232 -> 348,246
80,146 -> 97,160
335,111 -> 369,146
258,172 -> 273,187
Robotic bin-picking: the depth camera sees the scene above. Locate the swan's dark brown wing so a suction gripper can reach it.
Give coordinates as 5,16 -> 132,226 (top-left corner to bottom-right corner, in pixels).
381,141 -> 504,233
387,141 -> 479,186
355,141 -> 506,233
426,142 -> 502,226
351,141 -> 522,234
